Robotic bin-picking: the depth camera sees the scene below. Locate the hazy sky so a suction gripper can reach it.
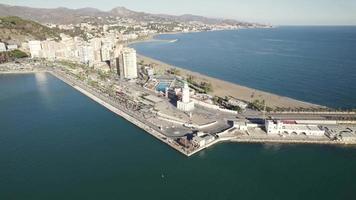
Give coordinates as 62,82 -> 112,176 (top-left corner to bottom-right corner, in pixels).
2,0 -> 356,25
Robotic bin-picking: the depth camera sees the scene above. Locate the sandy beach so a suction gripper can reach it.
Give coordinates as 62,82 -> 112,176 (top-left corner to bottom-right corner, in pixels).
137,54 -> 323,109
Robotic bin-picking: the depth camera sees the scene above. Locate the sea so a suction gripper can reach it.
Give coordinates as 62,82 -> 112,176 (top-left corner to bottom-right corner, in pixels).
131,26 -> 356,109
1,27 -> 356,200
1,73 -> 356,200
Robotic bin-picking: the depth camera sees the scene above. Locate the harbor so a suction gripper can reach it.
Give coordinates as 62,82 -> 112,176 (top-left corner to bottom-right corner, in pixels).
2,61 -> 356,157
1,2 -> 356,199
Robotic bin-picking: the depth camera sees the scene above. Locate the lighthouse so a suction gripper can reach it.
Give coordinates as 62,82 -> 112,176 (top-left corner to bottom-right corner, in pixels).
177,82 -> 195,112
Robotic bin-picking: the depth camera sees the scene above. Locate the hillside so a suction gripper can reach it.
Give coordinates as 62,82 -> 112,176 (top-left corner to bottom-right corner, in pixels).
0,16 -> 61,45
0,3 -> 256,26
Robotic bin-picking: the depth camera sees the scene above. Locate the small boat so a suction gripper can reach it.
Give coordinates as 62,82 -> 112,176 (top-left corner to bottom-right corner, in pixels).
169,39 -> 178,43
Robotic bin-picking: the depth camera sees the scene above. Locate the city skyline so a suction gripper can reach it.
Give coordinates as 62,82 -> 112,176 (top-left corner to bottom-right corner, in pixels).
1,0 -> 356,25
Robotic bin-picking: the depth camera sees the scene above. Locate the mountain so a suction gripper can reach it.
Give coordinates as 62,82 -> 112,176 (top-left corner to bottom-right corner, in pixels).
109,6 -> 142,17
0,3 -> 253,26
0,4 -> 108,24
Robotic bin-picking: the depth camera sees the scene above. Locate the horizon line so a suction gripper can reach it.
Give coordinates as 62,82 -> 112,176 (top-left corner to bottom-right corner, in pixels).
1,3 -> 356,26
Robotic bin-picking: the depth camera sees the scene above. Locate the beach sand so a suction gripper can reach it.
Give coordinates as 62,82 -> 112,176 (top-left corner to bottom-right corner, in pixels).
137,54 -> 323,109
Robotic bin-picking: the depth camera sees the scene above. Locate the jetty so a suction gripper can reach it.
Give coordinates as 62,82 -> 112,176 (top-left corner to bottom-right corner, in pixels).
49,70 -> 193,156
1,62 -> 356,157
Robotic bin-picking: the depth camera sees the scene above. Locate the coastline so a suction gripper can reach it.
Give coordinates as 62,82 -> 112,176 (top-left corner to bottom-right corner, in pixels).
136,53 -> 323,109
1,69 -> 356,158
129,30 -> 324,109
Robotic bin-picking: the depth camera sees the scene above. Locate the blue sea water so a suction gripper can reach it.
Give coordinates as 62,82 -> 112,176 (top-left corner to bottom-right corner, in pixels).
131,27 -> 356,108
1,73 -> 356,200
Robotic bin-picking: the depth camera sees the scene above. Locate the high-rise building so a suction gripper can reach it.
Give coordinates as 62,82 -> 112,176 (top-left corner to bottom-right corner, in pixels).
41,40 -> 57,60
120,48 -> 138,79
89,38 -> 102,62
78,45 -> 94,65
28,41 -> 42,58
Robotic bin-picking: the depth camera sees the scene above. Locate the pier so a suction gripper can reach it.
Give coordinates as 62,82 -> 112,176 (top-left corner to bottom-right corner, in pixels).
49,70 -> 195,156
2,66 -> 356,157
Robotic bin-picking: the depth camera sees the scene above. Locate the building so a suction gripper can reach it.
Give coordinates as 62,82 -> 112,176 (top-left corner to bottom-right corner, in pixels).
28,41 -> 42,58
265,120 -> 325,136
0,43 -> 6,52
41,40 -> 58,60
77,45 -> 94,65
192,134 -> 215,147
177,82 -> 195,112
233,121 -> 248,131
101,41 -> 113,62
120,47 -> 138,79
228,98 -> 248,110
145,67 -> 154,77
7,44 -> 18,51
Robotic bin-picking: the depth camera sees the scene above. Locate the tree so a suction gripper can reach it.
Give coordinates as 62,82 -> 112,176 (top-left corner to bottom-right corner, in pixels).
212,96 -> 219,104
170,68 -> 181,76
200,81 -> 213,93
187,75 -> 195,84
233,106 -> 242,113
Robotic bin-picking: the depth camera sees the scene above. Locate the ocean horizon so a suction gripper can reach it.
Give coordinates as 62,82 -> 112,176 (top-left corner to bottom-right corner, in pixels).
131,26 -> 356,109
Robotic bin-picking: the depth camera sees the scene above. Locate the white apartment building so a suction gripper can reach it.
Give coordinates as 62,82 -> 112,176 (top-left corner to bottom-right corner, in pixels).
77,45 -> 94,64
7,44 -> 18,51
121,48 -> 138,79
90,38 -> 103,62
41,40 -> 58,60
101,43 -> 112,61
26,35 -> 124,68
28,41 -> 42,58
0,42 -> 6,52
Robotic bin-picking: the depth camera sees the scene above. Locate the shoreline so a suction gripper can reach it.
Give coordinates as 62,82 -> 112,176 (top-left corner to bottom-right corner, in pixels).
136,53 -> 324,109
130,31 -> 324,109
1,70 -> 356,158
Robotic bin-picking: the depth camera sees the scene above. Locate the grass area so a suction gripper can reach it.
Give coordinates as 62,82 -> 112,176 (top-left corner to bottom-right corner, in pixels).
187,75 -> 213,93
56,60 -> 87,69
248,99 -> 273,112
0,49 -> 28,63
8,49 -> 28,59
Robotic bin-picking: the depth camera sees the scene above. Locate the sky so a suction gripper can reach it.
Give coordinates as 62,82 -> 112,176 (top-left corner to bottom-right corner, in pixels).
1,0 -> 356,25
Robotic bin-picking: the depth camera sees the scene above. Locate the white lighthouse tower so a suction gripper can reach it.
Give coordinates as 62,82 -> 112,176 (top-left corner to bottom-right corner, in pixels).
177,82 -> 195,112
182,82 -> 190,103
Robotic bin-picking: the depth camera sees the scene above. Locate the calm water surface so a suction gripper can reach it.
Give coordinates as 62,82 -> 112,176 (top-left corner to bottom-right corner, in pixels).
0,73 -> 356,199
132,27 -> 356,108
